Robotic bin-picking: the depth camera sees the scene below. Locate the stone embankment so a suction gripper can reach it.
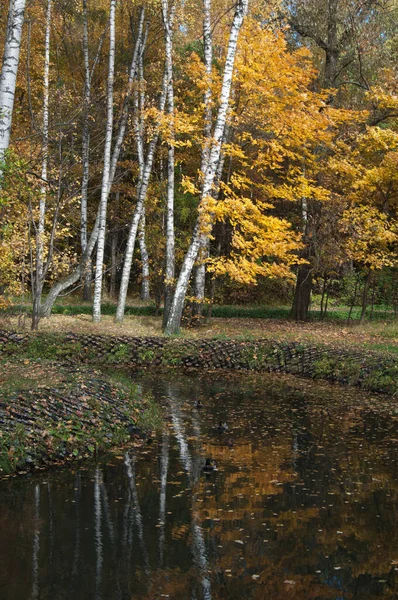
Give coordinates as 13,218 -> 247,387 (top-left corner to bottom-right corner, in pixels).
1,330 -> 397,395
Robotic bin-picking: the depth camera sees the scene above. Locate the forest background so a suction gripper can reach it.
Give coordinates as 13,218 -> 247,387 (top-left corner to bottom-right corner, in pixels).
0,0 -> 397,336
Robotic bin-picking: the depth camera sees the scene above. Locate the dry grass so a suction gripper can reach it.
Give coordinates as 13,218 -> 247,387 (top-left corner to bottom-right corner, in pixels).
1,312 -> 397,354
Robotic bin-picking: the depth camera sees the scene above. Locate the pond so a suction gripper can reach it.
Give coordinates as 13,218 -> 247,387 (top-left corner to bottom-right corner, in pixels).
1,371 -> 398,600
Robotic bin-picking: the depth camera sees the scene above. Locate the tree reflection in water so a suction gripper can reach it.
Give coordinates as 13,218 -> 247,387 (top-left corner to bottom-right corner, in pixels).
1,372 -> 398,599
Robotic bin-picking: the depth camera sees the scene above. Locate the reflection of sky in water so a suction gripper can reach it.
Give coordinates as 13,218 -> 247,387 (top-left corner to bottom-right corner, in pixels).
1,371 -> 398,599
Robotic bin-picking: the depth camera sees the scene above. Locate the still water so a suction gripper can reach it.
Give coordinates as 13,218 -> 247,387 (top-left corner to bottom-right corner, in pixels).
2,371 -> 398,600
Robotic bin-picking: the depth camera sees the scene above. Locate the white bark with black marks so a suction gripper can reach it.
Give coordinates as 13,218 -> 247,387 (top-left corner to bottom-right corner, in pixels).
192,0 -> 214,316
109,6 -> 146,186
115,68 -> 168,322
138,208 -> 150,301
41,8 -> 145,318
0,0 -> 27,178
162,0 -> 176,327
92,0 -> 117,323
81,0 -> 91,299
32,0 -> 51,330
165,0 -> 248,334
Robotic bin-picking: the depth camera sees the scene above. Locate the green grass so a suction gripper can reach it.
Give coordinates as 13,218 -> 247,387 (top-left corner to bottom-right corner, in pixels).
1,300 -> 397,323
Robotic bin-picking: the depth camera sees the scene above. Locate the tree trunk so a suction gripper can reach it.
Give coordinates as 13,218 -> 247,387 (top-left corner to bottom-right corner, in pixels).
109,6 -> 145,186
92,0 -> 116,323
115,68 -> 169,323
81,0 -> 91,301
291,259 -> 312,322
109,226 -> 118,299
347,276 -> 359,323
31,0 -> 51,331
324,286 -> 329,318
0,0 -> 27,179
138,209 -> 150,301
320,273 -> 328,319
40,9 -> 145,318
191,0 -> 213,319
360,271 -> 371,324
324,0 -> 339,88
162,0 -> 176,329
291,187 -> 312,322
164,0 -> 248,335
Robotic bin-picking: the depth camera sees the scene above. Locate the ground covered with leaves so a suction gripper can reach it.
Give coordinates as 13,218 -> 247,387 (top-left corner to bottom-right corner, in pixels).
0,359 -> 160,478
4,311 -> 397,356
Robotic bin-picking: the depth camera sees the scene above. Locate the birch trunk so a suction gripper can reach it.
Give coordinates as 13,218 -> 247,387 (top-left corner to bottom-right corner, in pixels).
81,0 -> 92,301
115,69 -> 168,322
31,0 -> 51,331
161,0 -> 176,329
40,8 -> 145,318
191,0 -> 213,319
109,223 -> 118,299
164,0 -> 248,334
138,208 -> 150,301
134,37 -> 150,302
194,136 -> 227,318
0,0 -> 27,180
109,6 -> 145,186
92,0 -> 117,323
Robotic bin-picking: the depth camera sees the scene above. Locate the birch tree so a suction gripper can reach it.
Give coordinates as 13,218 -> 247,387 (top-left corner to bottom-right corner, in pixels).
92,0 -> 117,323
0,0 -> 27,181
31,0 -> 51,331
192,0 -> 213,319
115,67 -> 169,322
81,0 -> 91,301
164,0 -> 249,334
38,7 -> 145,319
135,27 -> 151,302
161,0 -> 177,328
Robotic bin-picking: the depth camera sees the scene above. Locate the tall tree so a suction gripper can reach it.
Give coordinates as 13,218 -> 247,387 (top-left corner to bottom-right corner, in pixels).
164,0 -> 249,334
161,0 -> 177,328
115,62 -> 169,322
31,0 -> 51,331
192,0 -> 213,319
39,5 -> 145,319
287,0 -> 387,320
92,0 -> 117,323
0,0 -> 27,180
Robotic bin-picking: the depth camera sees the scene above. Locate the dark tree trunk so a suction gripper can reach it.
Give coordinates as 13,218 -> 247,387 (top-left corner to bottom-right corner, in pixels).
320,273 -> 328,319
31,293 -> 42,331
347,276 -> 359,322
360,272 -> 371,324
291,260 -> 312,321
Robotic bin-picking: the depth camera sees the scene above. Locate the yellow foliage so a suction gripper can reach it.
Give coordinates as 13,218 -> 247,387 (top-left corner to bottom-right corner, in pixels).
341,206 -> 398,270
208,192 -> 303,285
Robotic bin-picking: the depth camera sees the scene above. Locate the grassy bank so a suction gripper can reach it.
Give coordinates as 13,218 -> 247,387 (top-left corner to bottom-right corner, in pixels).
3,300 -> 397,322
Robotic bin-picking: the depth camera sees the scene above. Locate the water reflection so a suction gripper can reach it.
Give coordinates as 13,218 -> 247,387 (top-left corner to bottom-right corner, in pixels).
1,372 -> 398,599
